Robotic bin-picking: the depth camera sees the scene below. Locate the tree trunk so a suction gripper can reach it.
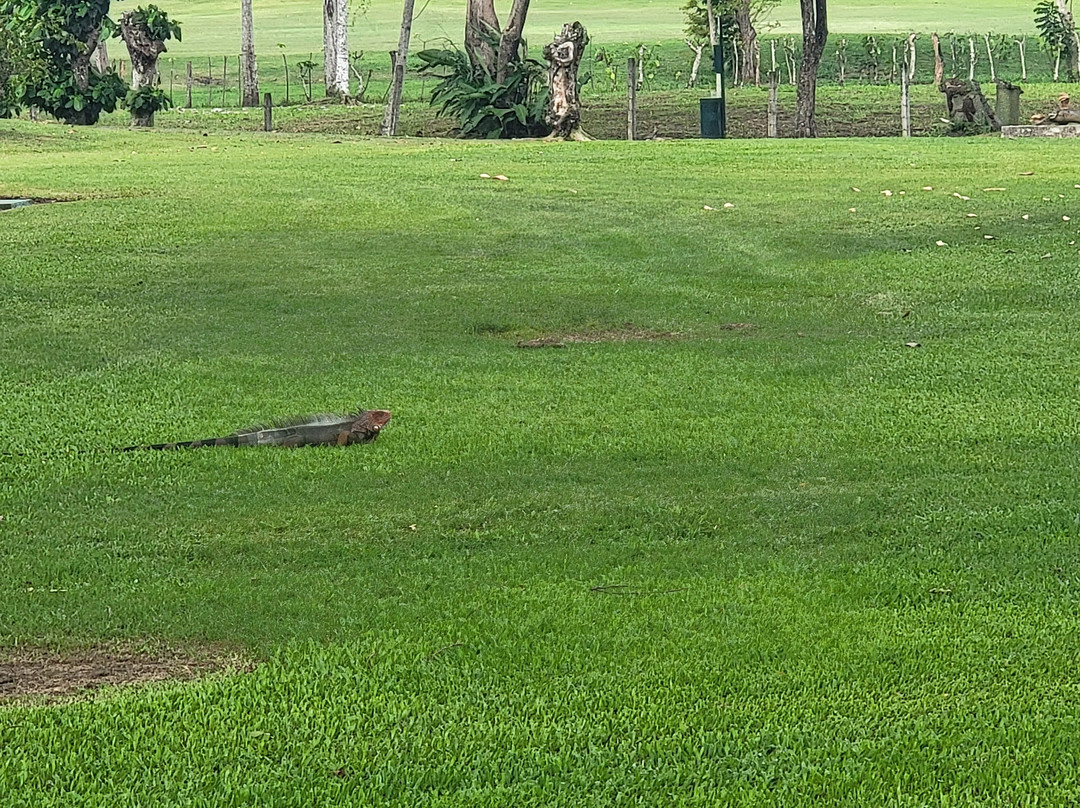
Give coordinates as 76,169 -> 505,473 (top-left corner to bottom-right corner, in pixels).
543,21 -> 590,141
495,0 -> 530,84
91,38 -> 109,75
240,0 -> 259,107
119,11 -> 168,126
734,0 -> 759,86
465,0 -> 499,77
119,12 -> 165,90
686,40 -> 704,87
380,0 -> 415,136
71,26 -> 102,95
931,32 -> 944,88
794,0 -> 827,137
323,0 -> 350,99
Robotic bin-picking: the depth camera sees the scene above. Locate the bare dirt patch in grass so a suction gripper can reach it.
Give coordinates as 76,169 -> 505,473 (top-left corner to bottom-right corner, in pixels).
517,324 -> 681,348
0,644 -> 254,705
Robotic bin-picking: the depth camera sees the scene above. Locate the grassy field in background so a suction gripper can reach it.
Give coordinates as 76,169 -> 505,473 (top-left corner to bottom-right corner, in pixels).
164,0 -> 1038,58
2,123 -> 1080,804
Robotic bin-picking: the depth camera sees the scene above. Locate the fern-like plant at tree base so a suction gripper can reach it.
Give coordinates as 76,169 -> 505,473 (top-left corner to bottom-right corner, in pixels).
416,43 -> 549,139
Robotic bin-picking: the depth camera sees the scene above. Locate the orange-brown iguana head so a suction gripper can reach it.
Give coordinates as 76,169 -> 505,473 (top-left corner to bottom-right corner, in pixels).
351,409 -> 392,443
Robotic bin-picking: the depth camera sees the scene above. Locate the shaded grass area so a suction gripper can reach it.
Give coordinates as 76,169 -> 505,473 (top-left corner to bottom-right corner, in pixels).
2,127 -> 1080,804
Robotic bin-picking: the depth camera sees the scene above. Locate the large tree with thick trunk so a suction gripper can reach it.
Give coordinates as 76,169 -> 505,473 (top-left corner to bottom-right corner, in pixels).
323,0 -> 349,99
465,0 -> 530,82
794,0 -> 827,137
1,0 -> 126,124
240,0 -> 258,107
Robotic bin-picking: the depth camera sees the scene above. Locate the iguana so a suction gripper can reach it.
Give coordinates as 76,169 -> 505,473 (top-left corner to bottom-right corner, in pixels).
119,408 -> 392,451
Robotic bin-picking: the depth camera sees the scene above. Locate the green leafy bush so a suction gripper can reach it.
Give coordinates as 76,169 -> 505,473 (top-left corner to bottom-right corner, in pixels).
0,0 -> 128,124
124,84 -> 171,117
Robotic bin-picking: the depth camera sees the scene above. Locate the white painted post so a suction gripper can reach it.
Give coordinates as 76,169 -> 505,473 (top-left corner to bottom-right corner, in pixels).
768,70 -> 778,137
901,57 -> 912,137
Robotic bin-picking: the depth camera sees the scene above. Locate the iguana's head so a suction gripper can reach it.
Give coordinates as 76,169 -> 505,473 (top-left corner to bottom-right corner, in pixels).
351,409 -> 392,442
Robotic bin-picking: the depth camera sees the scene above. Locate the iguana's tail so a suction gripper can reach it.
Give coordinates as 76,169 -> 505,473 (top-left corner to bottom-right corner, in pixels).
119,435 -> 243,451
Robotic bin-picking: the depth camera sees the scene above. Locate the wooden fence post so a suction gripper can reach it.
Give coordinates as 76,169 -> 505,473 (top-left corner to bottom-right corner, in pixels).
627,57 -> 637,141
186,60 -> 193,108
900,58 -> 912,137
263,92 -> 273,131
767,70 -> 779,137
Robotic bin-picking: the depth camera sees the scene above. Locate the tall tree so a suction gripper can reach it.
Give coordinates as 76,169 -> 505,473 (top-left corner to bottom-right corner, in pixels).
323,0 -> 349,99
240,0 -> 258,106
733,0 -> 759,85
380,0 -> 414,135
794,0 -> 827,137
464,0 -> 530,83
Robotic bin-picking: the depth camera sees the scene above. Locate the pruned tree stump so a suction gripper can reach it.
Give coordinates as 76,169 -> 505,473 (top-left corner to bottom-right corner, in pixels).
940,78 -> 1001,132
118,10 -> 169,127
543,22 -> 591,141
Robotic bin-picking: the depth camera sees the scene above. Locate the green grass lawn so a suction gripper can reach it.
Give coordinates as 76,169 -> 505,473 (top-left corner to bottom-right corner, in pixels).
164,0 -> 1038,58
2,123 -> 1080,804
